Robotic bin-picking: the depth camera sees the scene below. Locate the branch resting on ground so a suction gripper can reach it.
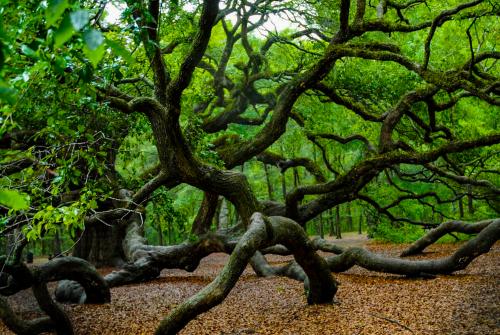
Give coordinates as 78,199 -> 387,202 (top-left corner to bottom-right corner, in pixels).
400,218 -> 497,257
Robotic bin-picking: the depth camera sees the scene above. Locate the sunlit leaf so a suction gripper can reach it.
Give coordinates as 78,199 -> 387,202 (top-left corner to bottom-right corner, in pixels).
54,14 -> 75,48
106,38 -> 135,64
45,0 -> 69,27
83,43 -> 105,67
0,189 -> 30,210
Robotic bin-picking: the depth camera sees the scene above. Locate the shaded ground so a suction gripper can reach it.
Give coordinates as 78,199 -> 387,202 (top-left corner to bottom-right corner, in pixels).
1,235 -> 499,335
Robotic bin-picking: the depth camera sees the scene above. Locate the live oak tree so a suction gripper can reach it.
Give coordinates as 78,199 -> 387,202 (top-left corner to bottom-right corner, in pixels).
0,0 -> 499,334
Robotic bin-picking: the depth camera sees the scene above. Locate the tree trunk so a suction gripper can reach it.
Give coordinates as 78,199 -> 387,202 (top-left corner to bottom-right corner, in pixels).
346,203 -> 353,231
167,218 -> 172,245
293,168 -> 300,187
263,163 -> 274,201
154,213 -> 337,335
358,212 -> 363,235
214,197 -> 222,230
41,238 -> 46,256
157,219 -> 164,246
328,209 -> 335,236
281,171 -> 287,200
72,223 -> 127,267
219,198 -> 229,228
318,214 -> 324,238
458,198 -> 464,218
191,192 -> 219,236
335,206 -> 342,239
53,229 -> 62,257
467,186 -> 474,214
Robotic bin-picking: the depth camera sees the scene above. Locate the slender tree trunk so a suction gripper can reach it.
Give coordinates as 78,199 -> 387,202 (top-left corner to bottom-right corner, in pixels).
335,206 -> 342,239
167,217 -> 172,245
328,209 -> 334,236
263,163 -> 274,201
346,203 -> 353,231
41,238 -> 46,256
227,201 -> 233,227
281,171 -> 287,200
358,211 -> 363,235
467,186 -> 474,214
293,168 -> 300,188
157,219 -> 164,246
191,192 -> 219,236
53,229 -> 62,256
214,197 -> 222,230
219,198 -> 229,228
458,198 -> 464,218
318,214 -> 324,238
6,232 -> 15,256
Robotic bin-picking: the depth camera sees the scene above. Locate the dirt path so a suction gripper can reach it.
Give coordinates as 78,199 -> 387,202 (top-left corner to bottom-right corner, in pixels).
1,241 -> 498,335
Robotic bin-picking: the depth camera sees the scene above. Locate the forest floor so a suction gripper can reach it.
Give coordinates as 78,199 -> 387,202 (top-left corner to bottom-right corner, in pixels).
2,234 -> 499,335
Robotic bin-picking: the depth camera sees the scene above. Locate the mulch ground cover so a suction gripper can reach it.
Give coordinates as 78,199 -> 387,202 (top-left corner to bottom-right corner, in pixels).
1,241 -> 498,335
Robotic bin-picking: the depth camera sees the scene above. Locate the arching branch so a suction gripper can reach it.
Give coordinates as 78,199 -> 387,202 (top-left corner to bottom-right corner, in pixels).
401,218 -> 497,256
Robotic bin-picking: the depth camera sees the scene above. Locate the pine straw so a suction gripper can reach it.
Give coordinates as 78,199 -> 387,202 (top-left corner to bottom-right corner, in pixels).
1,241 -> 498,335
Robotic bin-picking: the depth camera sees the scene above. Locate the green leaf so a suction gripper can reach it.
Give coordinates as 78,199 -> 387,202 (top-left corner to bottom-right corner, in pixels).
83,28 -> 104,50
21,45 -> 38,59
0,41 -> 4,69
0,81 -> 16,104
0,189 -> 30,211
70,10 -> 89,31
83,43 -> 105,67
45,0 -> 69,27
54,14 -> 75,48
106,38 -> 136,64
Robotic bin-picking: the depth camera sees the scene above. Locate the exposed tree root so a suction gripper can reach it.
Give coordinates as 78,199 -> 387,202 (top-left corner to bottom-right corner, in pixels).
52,216 -> 499,335
325,219 -> 500,275
104,222 -> 238,287
0,296 -> 54,335
0,257 -> 109,334
154,213 -> 337,335
400,218 -> 498,257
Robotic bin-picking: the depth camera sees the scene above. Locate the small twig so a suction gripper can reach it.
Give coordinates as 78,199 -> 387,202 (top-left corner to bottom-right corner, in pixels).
368,312 -> 415,334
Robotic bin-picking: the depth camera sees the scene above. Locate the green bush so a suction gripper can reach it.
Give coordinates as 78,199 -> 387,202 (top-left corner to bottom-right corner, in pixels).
371,222 -> 424,243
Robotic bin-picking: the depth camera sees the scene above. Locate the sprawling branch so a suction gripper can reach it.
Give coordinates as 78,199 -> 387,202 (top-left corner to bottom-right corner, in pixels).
292,134 -> 500,222
154,213 -> 337,335
401,218 -> 497,256
327,218 -> 499,275
167,0 -> 220,106
423,0 -> 484,69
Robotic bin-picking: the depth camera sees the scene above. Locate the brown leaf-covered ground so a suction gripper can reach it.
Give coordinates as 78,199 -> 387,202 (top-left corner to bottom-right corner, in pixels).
2,235 -> 499,335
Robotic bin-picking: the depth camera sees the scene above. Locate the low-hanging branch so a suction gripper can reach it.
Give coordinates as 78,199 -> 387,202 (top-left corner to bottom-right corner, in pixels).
400,218 -> 498,256
327,217 -> 499,275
